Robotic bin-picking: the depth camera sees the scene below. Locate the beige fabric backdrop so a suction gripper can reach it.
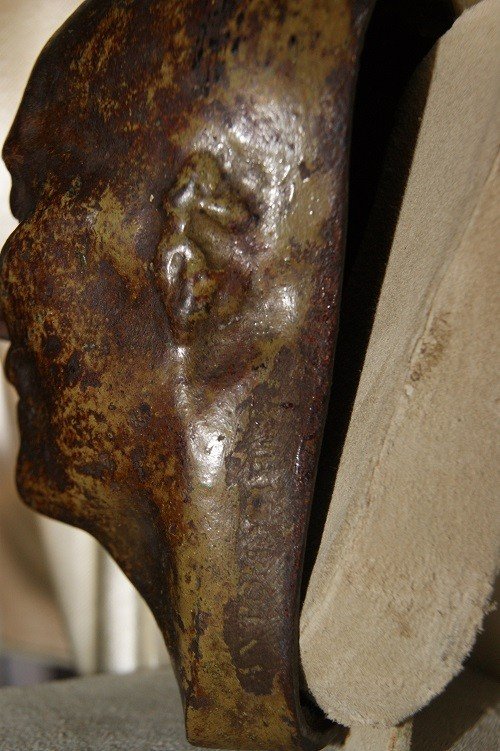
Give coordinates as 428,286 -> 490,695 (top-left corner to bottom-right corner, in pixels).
0,0 -> 167,673
301,0 -> 500,727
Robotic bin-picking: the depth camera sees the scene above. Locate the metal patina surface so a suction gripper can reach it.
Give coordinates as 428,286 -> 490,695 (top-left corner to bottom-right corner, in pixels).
0,1 -> 374,749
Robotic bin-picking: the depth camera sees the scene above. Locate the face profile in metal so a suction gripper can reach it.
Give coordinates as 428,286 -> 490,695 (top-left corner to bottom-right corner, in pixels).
0,1 -> 374,749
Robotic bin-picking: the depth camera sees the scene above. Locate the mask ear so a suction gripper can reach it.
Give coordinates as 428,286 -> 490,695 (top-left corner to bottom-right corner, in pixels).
154,234 -> 218,344
153,152 -> 254,344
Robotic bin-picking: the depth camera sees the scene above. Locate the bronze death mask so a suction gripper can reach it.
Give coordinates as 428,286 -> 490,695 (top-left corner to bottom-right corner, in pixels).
0,1 -> 376,749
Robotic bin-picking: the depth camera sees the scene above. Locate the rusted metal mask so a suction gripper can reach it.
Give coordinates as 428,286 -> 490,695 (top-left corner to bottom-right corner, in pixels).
0,1 -> 377,749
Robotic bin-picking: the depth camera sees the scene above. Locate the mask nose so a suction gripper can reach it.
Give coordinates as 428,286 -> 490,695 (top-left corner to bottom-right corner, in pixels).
0,234 -> 12,341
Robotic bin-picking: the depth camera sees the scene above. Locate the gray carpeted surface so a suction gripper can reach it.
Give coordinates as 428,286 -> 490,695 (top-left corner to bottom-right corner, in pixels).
0,663 -> 498,750
0,666 -> 192,751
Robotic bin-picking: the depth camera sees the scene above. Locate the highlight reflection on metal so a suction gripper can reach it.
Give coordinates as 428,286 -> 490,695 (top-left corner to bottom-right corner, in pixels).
0,1 -> 375,749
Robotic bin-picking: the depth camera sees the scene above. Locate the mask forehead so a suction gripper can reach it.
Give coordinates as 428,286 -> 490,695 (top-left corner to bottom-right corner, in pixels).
4,0 -> 199,187
4,0 -> 355,214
